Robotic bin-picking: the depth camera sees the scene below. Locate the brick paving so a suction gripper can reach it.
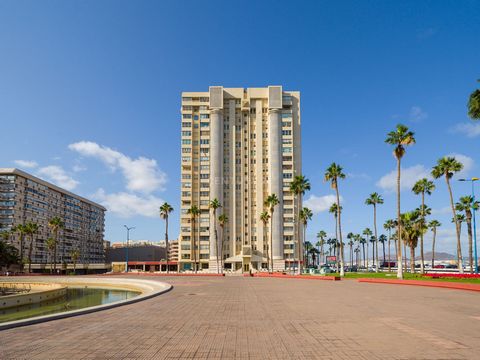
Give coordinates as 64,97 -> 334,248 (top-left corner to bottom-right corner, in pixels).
1,276 -> 480,359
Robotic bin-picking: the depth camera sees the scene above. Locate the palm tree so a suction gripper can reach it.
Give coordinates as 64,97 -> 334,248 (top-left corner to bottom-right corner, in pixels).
187,205 -> 200,273
316,230 -> 327,262
359,236 -> 366,268
218,214 -> 228,272
385,124 -> 415,279
384,219 -> 395,271
45,237 -> 56,274
432,156 -> 464,273
365,192 -> 384,272
260,211 -> 271,270
362,228 -> 372,268
15,224 -> 27,271
304,241 -> 313,267
468,80 -> 480,119
325,163 -> 346,276
265,193 -> 280,273
369,236 -> 376,266
290,175 -> 311,274
428,220 -> 441,269
400,211 -> 424,273
209,199 -> 222,274
70,249 -> 80,273
299,207 -> 313,269
48,217 -> 64,273
24,222 -> 39,273
378,234 -> 387,266
329,203 -> 341,254
347,237 -> 355,267
456,196 -> 479,273
160,202 -> 174,273
412,178 -> 435,274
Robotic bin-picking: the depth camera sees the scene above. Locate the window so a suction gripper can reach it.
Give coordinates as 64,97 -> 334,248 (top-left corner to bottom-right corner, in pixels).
182,122 -> 191,127
200,139 -> 209,145
194,115 -> 199,120
281,113 -> 292,118
182,139 -> 191,145
283,173 -> 293,179
182,148 -> 191,153
182,97 -> 192,102
183,114 -> 192,119
282,147 -> 292,153
200,114 -> 209,119
182,105 -> 192,110
182,131 -> 191,136
282,130 -> 292,136
200,122 -> 209,128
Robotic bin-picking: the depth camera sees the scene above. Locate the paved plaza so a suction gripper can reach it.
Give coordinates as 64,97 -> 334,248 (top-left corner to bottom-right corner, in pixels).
1,275 -> 480,359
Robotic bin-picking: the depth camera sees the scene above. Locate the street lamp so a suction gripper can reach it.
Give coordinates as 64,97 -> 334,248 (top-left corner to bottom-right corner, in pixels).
458,178 -> 479,274
124,225 -> 135,273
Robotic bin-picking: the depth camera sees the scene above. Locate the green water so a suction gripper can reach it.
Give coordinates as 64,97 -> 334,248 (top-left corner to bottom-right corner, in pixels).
0,287 -> 140,323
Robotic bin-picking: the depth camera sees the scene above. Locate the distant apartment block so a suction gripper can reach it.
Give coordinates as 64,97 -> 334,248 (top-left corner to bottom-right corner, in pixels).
0,168 -> 106,265
179,86 -> 302,272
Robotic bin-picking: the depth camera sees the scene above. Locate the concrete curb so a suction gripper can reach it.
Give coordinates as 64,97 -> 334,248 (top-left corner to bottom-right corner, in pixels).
0,277 -> 172,331
100,272 -> 225,277
357,278 -> 480,292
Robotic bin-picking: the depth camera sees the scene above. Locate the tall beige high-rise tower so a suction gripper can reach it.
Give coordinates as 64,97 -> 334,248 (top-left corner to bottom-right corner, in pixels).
179,86 -> 301,273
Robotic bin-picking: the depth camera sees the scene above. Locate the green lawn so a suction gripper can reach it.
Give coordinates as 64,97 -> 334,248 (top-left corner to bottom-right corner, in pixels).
318,272 -> 480,284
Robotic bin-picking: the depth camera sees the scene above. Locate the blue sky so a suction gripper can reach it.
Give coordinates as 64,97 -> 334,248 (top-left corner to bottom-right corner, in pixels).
1,0 -> 479,256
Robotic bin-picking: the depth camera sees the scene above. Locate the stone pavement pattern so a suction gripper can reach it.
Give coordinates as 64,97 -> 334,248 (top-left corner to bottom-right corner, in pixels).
1,276 -> 480,359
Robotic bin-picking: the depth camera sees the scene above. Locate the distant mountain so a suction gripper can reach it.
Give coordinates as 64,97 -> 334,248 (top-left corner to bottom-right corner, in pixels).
415,251 -> 456,261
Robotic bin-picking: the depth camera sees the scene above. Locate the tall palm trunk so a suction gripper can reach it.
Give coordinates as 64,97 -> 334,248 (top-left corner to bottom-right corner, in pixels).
165,216 -> 169,274
466,212 -> 473,273
446,177 -> 464,273
53,231 -> 58,272
432,227 -> 437,269
382,240 -> 386,265
303,224 -> 307,269
213,210 -> 220,274
28,235 -> 34,273
362,243 -> 366,267
410,246 -> 415,273
366,241 -> 369,269
192,219 -> 197,273
20,234 -> 25,272
335,187 -> 345,277
404,242 -> 407,272
270,209 -> 274,273
396,157 -> 404,279
220,227 -> 225,274
388,228 -> 391,272
420,193 -> 425,274
297,195 -> 302,275
373,205 -> 379,273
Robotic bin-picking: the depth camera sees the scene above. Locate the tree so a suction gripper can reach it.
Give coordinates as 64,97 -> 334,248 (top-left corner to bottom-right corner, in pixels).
25,222 -> 39,273
316,230 -> 327,266
432,157 -> 464,273
329,203 -> 341,259
428,220 -> 441,269
362,228 -> 372,268
187,205 -> 200,273
160,202 -> 174,273
325,163 -> 346,276
260,211 -> 271,271
412,178 -> 435,274
299,207 -> 313,269
70,249 -> 80,273
400,211 -> 424,273
209,199 -> 222,274
218,214 -> 228,272
369,236 -> 376,267
379,234 -> 387,265
48,217 -> 64,273
384,219 -> 395,271
347,233 -> 355,267
365,192 -> 384,272
468,80 -> 480,120
359,236 -> 366,268
15,224 -> 27,271
385,124 -> 415,279
0,239 -> 20,269
265,193 -> 280,273
456,196 -> 479,273
45,237 -> 56,274
290,175 -> 311,274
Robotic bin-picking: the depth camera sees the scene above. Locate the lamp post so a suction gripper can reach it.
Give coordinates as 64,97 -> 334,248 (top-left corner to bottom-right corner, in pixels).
459,178 -> 479,274
124,225 -> 135,273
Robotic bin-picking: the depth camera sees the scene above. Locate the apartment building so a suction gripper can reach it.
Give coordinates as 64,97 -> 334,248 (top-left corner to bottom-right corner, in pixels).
0,168 -> 106,266
179,86 -> 301,273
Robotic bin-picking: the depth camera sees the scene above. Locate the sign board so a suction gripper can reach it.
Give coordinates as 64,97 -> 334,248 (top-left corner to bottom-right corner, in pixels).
326,256 -> 337,265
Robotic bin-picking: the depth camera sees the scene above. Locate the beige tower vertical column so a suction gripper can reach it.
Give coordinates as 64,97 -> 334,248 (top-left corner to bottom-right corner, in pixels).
268,108 -> 285,271
255,100 -> 264,266
209,87 -> 223,273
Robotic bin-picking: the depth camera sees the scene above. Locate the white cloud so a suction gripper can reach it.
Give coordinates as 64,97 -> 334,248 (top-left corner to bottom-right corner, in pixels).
376,165 -> 430,192
72,164 -> 87,172
37,165 -> 79,191
93,188 -> 164,218
447,153 -> 474,178
409,106 -> 427,122
14,160 -> 38,169
69,141 -> 166,193
304,194 -> 341,214
451,122 -> 480,138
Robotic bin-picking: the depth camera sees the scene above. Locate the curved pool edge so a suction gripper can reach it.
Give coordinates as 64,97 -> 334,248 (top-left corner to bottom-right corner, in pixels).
0,277 -> 172,331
